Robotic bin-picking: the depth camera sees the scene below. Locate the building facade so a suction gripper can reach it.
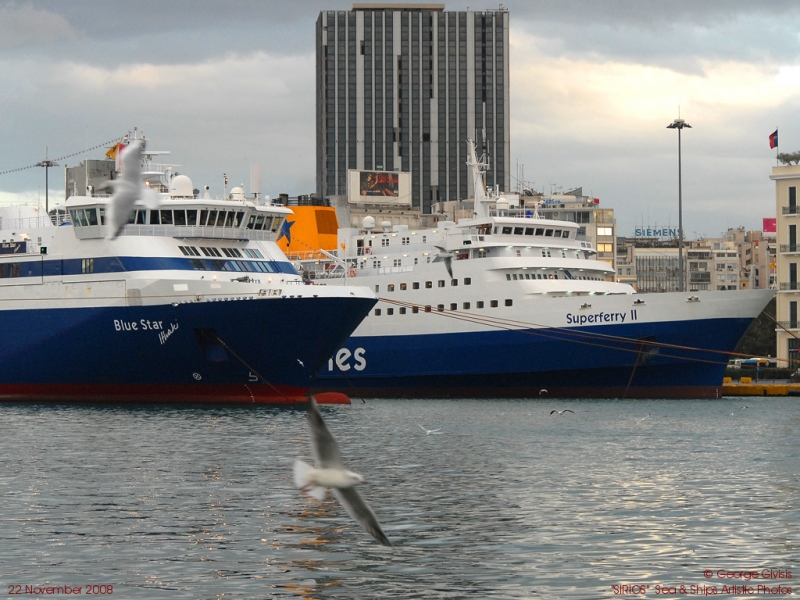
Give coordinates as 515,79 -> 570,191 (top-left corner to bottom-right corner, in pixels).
772,164 -> 800,367
316,4 -> 510,212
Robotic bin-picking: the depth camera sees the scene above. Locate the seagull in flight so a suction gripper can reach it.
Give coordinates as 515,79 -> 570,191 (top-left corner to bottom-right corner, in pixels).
297,358 -> 305,368
101,139 -> 161,240
539,389 -> 548,396
417,423 -> 443,435
433,244 -> 454,280
294,397 -> 391,546
549,409 -> 575,416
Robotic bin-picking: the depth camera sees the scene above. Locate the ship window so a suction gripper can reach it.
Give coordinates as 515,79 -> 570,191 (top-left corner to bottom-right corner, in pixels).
463,302 -> 470,309
477,301 -> 484,309
400,283 -> 407,290
512,274 -> 517,280
525,228 -> 534,235
207,210 -> 218,226
187,210 -> 198,226
464,278 -> 471,285
450,303 -> 457,310
562,230 -> 570,238
69,210 -> 80,226
188,259 -> 206,270
254,215 -> 265,229
172,210 -> 186,226
451,279 -> 458,286
81,258 -> 94,274
490,300 -> 499,307
387,308 -> 394,315
413,282 -> 420,289
225,212 -> 235,227
505,299 -> 513,306
271,218 -> 281,232
544,229 -> 553,237
425,281 -> 432,288
85,208 -> 98,226
514,227 -> 523,235
535,228 -> 544,235
179,246 -> 190,256
437,304 -> 444,312
247,215 -> 257,229
412,306 -> 419,314
200,209 -> 209,225
424,305 -> 431,312
160,210 -> 174,225
374,308 -> 381,316
374,285 -> 379,292
399,307 -> 406,314
438,280 -> 445,287
502,227 -> 512,234
388,284 -> 395,292
554,230 -> 562,237
234,212 -> 244,227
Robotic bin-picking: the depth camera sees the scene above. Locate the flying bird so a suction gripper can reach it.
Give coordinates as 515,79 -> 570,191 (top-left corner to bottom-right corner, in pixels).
549,409 -> 574,416
417,423 -> 443,435
294,397 -> 391,546
539,389 -> 548,396
433,244 -> 454,280
102,139 -> 161,240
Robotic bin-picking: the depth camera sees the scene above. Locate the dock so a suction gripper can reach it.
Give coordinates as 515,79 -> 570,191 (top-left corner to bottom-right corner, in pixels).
722,378 -> 800,397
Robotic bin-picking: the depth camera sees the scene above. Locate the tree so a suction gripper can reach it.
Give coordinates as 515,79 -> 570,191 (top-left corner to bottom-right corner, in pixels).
777,151 -> 800,165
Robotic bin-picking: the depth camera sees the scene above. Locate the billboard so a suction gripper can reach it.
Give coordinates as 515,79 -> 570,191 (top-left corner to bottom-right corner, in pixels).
763,218 -> 776,233
348,170 -> 411,206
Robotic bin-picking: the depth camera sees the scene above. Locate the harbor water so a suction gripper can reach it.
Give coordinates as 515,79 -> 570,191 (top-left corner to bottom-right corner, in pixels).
0,398 -> 797,599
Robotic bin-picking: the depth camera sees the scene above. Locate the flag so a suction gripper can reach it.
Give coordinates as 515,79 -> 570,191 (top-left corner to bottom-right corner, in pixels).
105,142 -> 127,160
769,129 -> 778,149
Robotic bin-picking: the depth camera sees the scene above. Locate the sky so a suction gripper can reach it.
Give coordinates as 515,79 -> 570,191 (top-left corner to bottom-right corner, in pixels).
1,0 -> 798,238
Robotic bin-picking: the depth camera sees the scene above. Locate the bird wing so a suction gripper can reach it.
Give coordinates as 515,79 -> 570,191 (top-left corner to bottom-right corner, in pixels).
332,487 -> 391,546
549,410 -> 557,415
120,140 -> 143,183
564,409 -> 575,414
307,396 -> 344,468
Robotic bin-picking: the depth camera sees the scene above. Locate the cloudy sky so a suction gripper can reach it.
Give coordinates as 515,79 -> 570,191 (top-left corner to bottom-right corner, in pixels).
1,0 -> 798,238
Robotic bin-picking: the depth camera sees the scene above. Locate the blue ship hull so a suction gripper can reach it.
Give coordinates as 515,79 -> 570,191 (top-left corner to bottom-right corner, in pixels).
0,296 -> 375,404
313,316 -> 754,399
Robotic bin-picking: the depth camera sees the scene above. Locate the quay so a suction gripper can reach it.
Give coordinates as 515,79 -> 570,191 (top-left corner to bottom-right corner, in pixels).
722,377 -> 800,397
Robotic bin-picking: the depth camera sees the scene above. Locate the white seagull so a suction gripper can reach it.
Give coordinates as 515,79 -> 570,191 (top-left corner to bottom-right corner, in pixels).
433,245 -> 455,280
294,397 -> 391,546
549,409 -> 575,416
417,423 -> 443,435
102,140 -> 161,240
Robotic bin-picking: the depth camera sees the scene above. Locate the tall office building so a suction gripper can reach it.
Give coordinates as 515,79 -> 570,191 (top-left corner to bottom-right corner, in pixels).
316,4 -> 510,212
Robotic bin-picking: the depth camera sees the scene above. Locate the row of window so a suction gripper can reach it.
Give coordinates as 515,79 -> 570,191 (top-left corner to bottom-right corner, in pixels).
378,277 -> 472,292
506,272 -> 603,282
178,245 -> 264,259
498,225 -> 571,238
70,207 -> 282,232
374,298 -> 513,316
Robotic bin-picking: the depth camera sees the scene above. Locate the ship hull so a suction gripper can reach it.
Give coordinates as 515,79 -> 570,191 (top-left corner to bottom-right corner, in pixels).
312,290 -> 772,399
0,296 -> 375,404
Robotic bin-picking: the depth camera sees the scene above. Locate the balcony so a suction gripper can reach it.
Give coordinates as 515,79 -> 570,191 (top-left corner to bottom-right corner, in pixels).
780,244 -> 800,253
782,205 -> 800,215
780,282 -> 800,291
775,321 -> 800,330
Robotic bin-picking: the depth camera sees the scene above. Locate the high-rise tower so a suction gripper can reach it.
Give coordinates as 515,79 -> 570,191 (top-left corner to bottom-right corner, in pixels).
316,4 -> 510,212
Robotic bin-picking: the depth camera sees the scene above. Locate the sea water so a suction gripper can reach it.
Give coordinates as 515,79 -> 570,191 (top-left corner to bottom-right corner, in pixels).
0,398 -> 797,599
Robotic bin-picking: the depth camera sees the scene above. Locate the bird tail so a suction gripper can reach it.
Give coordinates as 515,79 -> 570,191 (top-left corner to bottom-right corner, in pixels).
293,460 -> 326,501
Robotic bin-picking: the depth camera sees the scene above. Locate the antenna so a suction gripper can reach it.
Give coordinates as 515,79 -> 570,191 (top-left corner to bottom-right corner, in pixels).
35,147 -> 59,214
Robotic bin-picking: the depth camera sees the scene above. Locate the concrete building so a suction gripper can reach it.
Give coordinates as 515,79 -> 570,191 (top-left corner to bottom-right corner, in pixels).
772,164 -> 800,366
316,4 -> 510,212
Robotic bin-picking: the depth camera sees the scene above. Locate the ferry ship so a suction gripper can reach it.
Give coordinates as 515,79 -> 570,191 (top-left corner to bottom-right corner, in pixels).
286,141 -> 773,399
0,134 -> 376,404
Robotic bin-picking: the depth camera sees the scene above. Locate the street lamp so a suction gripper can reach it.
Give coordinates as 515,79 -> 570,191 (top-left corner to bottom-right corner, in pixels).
667,118 -> 691,292
35,147 -> 59,215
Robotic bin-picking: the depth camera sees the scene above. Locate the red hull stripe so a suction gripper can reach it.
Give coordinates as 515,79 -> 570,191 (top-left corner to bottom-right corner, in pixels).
0,384 -> 351,405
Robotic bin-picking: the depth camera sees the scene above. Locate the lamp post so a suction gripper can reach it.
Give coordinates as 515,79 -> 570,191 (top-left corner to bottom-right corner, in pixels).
35,147 -> 59,215
667,118 -> 691,292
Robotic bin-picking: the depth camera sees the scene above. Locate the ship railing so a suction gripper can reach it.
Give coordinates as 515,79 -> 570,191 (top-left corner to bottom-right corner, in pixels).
102,225 -> 275,241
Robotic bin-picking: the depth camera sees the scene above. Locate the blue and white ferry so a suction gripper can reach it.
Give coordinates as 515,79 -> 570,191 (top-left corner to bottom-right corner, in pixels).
297,141 -> 773,399
0,135 -> 376,404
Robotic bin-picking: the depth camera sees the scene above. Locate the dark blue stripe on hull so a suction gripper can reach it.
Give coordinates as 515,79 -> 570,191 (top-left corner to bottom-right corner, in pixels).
0,296 -> 375,393
313,317 -> 753,399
